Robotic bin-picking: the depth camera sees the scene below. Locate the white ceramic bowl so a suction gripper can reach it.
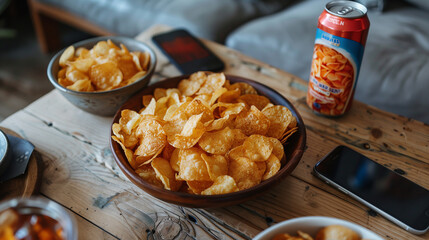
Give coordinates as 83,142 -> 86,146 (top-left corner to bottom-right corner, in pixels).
253,216 -> 384,240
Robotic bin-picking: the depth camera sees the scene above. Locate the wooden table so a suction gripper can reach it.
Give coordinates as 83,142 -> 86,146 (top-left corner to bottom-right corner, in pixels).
1,25 -> 428,239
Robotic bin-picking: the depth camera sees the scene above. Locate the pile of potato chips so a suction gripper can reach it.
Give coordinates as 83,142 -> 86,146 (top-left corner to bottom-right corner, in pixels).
57,40 -> 150,92
112,72 -> 298,195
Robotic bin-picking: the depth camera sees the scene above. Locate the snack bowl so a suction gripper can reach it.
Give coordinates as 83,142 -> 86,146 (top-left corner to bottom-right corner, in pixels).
47,36 -> 157,116
253,216 -> 384,240
110,74 -> 306,208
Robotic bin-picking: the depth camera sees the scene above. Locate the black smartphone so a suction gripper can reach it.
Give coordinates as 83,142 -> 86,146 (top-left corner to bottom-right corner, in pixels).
314,145 -> 429,235
152,29 -> 224,74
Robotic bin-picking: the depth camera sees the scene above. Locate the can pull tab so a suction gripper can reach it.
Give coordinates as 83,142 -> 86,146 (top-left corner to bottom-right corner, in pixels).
337,6 -> 353,15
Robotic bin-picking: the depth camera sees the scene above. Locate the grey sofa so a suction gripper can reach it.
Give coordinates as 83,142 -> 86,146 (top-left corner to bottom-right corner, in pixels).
33,0 -> 429,123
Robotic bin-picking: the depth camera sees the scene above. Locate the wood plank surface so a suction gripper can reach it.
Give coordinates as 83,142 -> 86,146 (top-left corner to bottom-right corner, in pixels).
1,25 -> 428,239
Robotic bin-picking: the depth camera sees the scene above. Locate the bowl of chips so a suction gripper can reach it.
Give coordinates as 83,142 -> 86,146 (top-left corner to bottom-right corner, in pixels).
47,36 -> 157,116
110,72 -> 306,208
253,216 -> 384,240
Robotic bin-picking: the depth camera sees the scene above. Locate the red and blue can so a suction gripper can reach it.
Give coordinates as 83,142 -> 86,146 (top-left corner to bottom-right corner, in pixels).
307,0 -> 370,116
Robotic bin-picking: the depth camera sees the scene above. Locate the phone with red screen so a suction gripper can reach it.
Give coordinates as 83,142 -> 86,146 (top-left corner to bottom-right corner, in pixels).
152,29 -> 224,74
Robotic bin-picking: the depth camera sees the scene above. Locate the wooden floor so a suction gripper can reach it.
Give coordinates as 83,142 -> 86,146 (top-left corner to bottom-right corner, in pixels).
0,1 -> 93,121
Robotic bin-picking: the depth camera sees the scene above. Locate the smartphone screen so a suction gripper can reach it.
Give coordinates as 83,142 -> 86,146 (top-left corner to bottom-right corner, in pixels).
152,29 -> 224,74
314,145 -> 429,234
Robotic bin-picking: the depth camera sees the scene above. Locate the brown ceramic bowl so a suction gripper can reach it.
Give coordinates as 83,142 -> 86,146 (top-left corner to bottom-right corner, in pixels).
110,74 -> 306,208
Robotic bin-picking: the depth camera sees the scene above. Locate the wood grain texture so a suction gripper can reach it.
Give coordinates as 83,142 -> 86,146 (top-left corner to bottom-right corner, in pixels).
0,25 -> 428,239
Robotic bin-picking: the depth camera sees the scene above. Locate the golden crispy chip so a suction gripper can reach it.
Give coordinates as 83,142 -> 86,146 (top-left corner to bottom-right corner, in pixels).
280,127 -> 298,144
231,129 -> 247,148
161,143 -> 175,161
71,58 -> 95,73
67,79 -> 94,92
119,109 -> 142,135
154,88 -> 167,100
59,46 -> 75,67
58,40 -> 150,92
201,175 -> 239,195
228,82 -> 257,95
227,145 -> 246,162
187,181 -> 213,194
112,136 -> 136,168
228,157 -> 261,190
211,102 -> 246,119
169,148 -> 181,172
140,98 -> 156,116
177,148 -> 210,181
205,115 -> 233,132
262,105 -> 293,139
183,99 -> 214,124
168,113 -> 205,149
142,95 -> 154,107
135,164 -> 164,189
89,62 -> 123,91
197,72 -> 226,95
262,154 -> 281,180
134,118 -> 167,157
242,135 -> 273,162
178,71 -> 207,96
238,94 -> 271,111
234,105 -> 270,136
267,137 -> 285,161
66,69 -> 89,83
198,127 -> 235,155
218,88 -> 240,103
255,161 -> 267,180
201,153 -> 228,181
151,157 -> 182,191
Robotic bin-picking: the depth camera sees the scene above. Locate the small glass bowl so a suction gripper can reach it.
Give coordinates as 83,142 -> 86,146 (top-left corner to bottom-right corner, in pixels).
0,197 -> 78,240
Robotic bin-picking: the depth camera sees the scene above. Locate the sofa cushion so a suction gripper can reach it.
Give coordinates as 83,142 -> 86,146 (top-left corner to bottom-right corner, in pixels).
226,0 -> 429,123
36,0 -> 296,42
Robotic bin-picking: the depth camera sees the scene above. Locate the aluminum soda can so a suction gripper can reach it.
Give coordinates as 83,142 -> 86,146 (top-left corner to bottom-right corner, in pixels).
307,0 -> 370,117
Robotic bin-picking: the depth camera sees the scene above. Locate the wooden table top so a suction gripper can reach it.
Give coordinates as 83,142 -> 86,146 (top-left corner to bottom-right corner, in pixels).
1,25 -> 428,239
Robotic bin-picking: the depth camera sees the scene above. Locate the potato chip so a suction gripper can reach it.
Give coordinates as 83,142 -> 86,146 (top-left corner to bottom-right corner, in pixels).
135,164 -> 163,188
66,69 -> 89,83
198,127 -> 235,155
267,137 -> 285,161
201,175 -> 239,195
169,148 -> 181,172
177,148 -> 210,181
178,71 -> 207,96
234,105 -> 270,136
71,58 -> 95,73
242,135 -> 273,162
161,143 -> 175,161
134,118 -> 166,157
67,79 -> 94,92
218,88 -> 240,103
262,154 -> 281,180
205,115 -> 233,132
187,181 -> 213,194
119,109 -> 141,135
228,157 -> 261,190
89,62 -> 123,91
142,95 -> 154,107
262,105 -> 294,139
59,46 -> 75,67
197,72 -> 226,95
58,40 -> 150,92
151,157 -> 182,191
201,153 -> 228,181
112,136 -> 135,168
168,113 -> 205,149
238,94 -> 271,111
227,82 -> 257,95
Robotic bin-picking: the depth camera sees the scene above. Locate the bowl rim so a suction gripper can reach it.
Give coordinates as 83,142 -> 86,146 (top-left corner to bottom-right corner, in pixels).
0,129 -> 10,168
109,74 -> 307,207
253,216 -> 384,240
47,36 -> 157,96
